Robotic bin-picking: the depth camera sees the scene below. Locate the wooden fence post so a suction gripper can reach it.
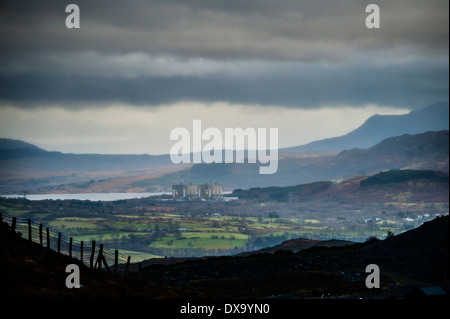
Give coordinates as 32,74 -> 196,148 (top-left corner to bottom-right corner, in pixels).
57,232 -> 61,253
90,240 -> 96,269
69,237 -> 73,258
39,224 -> 43,246
101,253 -> 111,274
95,244 -> 104,270
80,241 -> 84,263
125,256 -> 131,278
46,227 -> 50,249
114,250 -> 118,275
138,263 -> 142,282
28,219 -> 31,241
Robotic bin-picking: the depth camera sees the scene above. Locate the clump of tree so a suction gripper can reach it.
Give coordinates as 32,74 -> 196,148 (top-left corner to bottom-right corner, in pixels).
365,236 -> 380,244
360,169 -> 448,187
231,182 -> 332,202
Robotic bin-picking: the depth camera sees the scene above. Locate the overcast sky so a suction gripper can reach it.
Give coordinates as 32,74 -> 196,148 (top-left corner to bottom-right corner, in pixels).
0,0 -> 448,154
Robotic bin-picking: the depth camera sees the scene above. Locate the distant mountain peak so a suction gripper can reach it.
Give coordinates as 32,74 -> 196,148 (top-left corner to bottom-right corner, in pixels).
283,102 -> 449,152
0,138 -> 41,151
412,101 -> 449,112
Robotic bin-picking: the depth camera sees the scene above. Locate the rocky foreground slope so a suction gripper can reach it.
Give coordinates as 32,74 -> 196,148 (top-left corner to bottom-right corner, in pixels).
128,215 -> 449,298
1,215 -> 448,299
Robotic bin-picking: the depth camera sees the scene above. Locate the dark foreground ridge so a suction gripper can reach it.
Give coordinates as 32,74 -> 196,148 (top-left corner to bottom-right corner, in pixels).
0,219 -> 203,299
0,215 -> 448,299
124,215 -> 448,299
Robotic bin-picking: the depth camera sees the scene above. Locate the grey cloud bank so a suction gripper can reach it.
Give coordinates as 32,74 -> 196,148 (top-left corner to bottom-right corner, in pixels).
0,56 -> 447,110
0,0 -> 447,110
0,0 -> 448,154
1,0 -> 447,59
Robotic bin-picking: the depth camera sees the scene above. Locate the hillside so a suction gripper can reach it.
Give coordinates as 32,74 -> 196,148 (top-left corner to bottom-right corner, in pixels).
133,130 -> 449,190
0,119 -> 448,193
360,215 -> 449,285
0,138 -> 183,193
0,138 -> 174,169
0,219 -> 202,299
0,138 -> 40,151
2,206 -> 447,299
230,169 -> 449,203
334,130 -> 449,172
283,102 -> 449,152
237,238 -> 356,256
360,169 -> 449,187
130,215 -> 449,298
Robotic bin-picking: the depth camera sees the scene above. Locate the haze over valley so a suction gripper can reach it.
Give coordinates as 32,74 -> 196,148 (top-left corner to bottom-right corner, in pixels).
0,0 -> 448,301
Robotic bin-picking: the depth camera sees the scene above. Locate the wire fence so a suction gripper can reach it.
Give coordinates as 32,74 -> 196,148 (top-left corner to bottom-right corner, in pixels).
0,212 -> 142,274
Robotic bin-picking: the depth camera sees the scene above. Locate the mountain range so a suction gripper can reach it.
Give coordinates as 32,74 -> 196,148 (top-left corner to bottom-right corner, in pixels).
130,130 -> 449,190
0,102 -> 448,193
282,102 -> 449,152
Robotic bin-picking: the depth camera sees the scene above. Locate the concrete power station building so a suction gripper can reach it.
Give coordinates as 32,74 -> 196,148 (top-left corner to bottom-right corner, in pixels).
172,183 -> 222,200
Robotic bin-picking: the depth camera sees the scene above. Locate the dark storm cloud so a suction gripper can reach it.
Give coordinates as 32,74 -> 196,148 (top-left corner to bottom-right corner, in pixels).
0,0 -> 448,110
1,0 -> 448,58
1,56 -> 446,110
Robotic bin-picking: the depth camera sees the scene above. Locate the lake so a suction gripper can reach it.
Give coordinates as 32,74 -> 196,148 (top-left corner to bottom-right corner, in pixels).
0,192 -> 172,201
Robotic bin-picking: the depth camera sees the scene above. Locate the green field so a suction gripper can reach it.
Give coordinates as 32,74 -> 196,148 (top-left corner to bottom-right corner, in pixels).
149,232 -> 248,250
118,249 -> 162,262
14,210 -> 325,256
2,191 -> 445,259
5,208 -> 411,257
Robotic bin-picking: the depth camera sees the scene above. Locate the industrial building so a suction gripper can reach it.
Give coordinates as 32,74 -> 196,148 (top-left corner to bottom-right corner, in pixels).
172,183 -> 222,200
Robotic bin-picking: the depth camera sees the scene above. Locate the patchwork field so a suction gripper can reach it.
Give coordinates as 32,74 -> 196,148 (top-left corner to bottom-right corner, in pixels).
1,170 -> 448,259
33,210 -> 338,256
2,198 -> 442,260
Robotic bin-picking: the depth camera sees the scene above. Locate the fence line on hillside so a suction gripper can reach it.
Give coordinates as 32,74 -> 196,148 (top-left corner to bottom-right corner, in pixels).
0,212 -> 142,277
